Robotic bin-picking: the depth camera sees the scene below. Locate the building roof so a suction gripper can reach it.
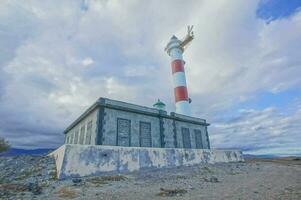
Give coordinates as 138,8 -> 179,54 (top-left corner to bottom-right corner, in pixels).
64,97 -> 209,134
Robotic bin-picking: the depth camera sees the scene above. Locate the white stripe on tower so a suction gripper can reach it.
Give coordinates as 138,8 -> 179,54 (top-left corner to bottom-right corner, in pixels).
173,72 -> 187,87
166,36 -> 191,116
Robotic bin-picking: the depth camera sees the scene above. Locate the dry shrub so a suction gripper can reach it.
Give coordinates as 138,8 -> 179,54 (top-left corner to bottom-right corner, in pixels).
202,166 -> 213,173
56,187 -> 78,199
87,175 -> 126,186
101,175 -> 126,181
0,137 -> 10,153
157,188 -> 187,197
0,184 -> 27,192
86,177 -> 108,185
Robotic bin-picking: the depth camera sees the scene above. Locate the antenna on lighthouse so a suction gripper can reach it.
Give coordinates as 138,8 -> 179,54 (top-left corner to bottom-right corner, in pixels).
180,25 -> 194,51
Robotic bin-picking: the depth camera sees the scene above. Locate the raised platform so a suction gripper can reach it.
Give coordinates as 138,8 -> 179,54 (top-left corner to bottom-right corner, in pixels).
50,144 -> 244,179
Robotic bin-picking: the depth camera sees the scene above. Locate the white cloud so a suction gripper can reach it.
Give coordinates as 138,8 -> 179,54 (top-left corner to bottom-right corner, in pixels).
185,4 -> 301,116
0,0 -> 300,153
244,147 -> 301,157
82,57 -> 94,66
210,107 -> 301,152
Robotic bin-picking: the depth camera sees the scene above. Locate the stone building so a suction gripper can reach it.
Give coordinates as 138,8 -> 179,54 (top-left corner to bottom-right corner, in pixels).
64,97 -> 210,149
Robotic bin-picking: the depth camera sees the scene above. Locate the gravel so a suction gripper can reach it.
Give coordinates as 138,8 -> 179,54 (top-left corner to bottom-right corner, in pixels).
0,155 -> 300,199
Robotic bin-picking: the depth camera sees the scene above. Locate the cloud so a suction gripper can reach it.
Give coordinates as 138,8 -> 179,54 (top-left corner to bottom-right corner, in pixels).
186,3 -> 301,116
0,0 -> 300,153
210,107 -> 301,152
82,57 -> 94,66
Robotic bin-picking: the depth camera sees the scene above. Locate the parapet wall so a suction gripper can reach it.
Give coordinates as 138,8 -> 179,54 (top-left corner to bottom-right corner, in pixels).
50,144 -> 244,179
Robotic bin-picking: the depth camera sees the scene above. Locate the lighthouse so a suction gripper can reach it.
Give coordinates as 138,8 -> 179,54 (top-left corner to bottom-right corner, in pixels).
165,26 -> 194,116
52,24 -> 245,180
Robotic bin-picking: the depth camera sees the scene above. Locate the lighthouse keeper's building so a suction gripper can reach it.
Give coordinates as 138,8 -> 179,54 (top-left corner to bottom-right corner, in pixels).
64,97 -> 210,149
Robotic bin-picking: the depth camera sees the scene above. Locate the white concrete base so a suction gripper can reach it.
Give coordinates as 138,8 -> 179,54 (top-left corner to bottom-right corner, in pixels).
49,144 -> 244,179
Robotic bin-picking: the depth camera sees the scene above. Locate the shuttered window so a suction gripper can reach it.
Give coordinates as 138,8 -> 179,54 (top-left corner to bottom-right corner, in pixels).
181,127 -> 191,148
70,133 -> 74,144
85,121 -> 93,145
139,122 -> 152,147
74,129 -> 79,144
194,129 -> 203,149
66,136 -> 69,144
117,118 -> 131,146
79,125 -> 85,144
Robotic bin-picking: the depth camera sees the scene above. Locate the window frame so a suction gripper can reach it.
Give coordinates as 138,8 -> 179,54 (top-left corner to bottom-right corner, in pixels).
139,121 -> 152,147
181,127 -> 191,148
116,118 -> 131,146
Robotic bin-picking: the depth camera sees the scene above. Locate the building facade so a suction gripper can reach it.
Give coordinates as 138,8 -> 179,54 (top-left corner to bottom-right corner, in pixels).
64,98 -> 210,149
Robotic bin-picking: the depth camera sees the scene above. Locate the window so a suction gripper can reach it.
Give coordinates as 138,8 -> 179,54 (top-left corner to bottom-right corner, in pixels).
139,122 -> 152,147
66,135 -> 69,144
74,129 -> 79,144
194,129 -> 203,149
181,127 -> 191,148
70,132 -> 74,144
85,121 -> 93,145
79,125 -> 85,144
117,118 -> 131,146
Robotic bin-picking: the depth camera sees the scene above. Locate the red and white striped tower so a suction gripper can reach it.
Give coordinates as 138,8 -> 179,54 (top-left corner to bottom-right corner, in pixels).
165,26 -> 194,116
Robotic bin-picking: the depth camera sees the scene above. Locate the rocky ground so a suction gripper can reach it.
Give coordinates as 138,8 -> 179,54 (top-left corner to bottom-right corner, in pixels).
0,155 -> 300,200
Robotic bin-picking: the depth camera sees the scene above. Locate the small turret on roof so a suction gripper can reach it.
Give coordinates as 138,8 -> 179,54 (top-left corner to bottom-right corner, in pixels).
153,99 -> 166,111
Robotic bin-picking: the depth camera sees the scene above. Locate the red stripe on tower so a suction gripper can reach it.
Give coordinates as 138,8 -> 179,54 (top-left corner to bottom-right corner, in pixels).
171,59 -> 185,74
174,86 -> 189,102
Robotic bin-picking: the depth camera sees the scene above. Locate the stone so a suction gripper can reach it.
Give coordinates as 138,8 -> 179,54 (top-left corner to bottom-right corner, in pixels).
72,178 -> 82,186
26,182 -> 42,195
209,176 -> 219,183
204,176 -> 219,183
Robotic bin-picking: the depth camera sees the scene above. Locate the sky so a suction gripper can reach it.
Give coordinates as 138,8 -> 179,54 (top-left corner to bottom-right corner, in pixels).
0,0 -> 300,156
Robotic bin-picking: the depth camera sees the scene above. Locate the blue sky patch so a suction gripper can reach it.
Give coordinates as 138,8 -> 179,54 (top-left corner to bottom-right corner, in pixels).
257,0 -> 301,22
244,89 -> 301,111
